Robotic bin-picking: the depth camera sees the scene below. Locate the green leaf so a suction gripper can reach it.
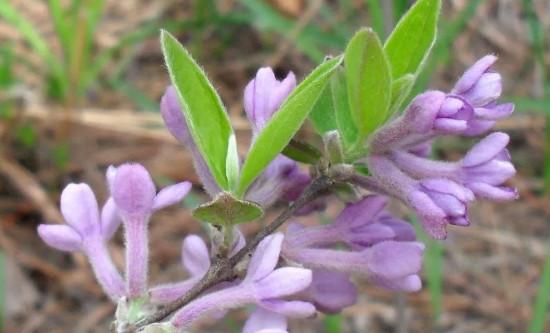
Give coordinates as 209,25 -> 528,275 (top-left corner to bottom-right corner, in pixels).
331,68 -> 359,150
389,73 -> 415,116
237,56 -> 343,196
282,139 -> 322,164
193,192 -> 263,226
309,83 -> 337,134
225,134 -> 240,191
162,30 -> 234,190
345,28 -> 391,139
384,0 -> 441,79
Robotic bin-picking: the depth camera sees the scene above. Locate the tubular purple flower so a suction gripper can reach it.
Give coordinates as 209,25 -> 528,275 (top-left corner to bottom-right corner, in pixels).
112,163 -> 192,299
370,91 -> 474,154
244,67 -> 296,132
366,155 -> 474,239
170,234 -> 313,328
452,55 -> 501,106
160,86 -> 221,197
451,55 -> 514,136
285,195 -> 415,249
388,132 -> 517,201
283,241 -> 424,292
37,183 -> 125,300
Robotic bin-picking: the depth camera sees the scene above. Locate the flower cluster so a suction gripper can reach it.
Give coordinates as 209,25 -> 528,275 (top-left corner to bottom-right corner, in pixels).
359,55 -> 517,239
38,164 -> 191,301
36,54 -> 516,333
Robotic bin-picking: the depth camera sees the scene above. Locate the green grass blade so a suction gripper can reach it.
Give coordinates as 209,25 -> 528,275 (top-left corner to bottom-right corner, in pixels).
0,251 -> 4,332
324,314 -> 342,333
392,0 -> 409,22
412,217 -> 444,324
528,236 -> 550,333
48,0 -> 72,57
365,0 -> 385,39
238,0 -> 345,61
0,1 -> 66,98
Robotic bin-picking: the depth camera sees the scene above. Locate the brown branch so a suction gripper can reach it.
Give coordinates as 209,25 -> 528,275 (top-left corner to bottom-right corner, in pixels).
127,175 -> 335,332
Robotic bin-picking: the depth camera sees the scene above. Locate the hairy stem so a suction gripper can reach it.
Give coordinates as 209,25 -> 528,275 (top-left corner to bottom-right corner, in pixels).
125,175 -> 334,332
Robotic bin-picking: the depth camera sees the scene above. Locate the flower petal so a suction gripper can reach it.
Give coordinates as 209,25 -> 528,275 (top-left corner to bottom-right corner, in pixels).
100,197 -> 121,240
60,183 -> 100,236
245,233 -> 284,282
259,299 -> 316,318
37,224 -> 83,252
153,181 -> 192,210
182,235 -> 211,277
452,55 -> 498,94
112,163 -> 156,216
463,132 -> 509,167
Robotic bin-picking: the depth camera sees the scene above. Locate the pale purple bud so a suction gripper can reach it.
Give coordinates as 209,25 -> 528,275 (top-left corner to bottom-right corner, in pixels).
243,308 -> 288,333
303,269 -> 357,314
182,235 -> 211,277
37,182 -> 125,300
244,67 -> 296,131
60,183 -> 101,236
452,55 -> 501,107
112,164 -> 156,218
160,86 -> 221,197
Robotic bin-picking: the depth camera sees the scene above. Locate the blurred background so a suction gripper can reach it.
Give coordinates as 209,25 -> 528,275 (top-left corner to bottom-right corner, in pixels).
0,0 -> 549,332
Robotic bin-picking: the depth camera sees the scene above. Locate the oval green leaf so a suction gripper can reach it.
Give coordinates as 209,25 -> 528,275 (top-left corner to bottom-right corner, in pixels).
384,0 -> 441,79
345,28 -> 391,139
193,192 -> 263,226
161,31 -> 234,190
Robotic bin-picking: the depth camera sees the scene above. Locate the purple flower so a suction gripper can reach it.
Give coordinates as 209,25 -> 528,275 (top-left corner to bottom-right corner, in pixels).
285,195 -> 415,249
389,132 -> 517,201
283,240 -> 424,292
365,155 -> 474,239
370,91 -> 473,154
451,55 -> 514,136
244,67 -> 296,132
170,234 -> 314,329
112,163 -> 191,298
38,182 -> 125,300
452,55 -> 501,107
